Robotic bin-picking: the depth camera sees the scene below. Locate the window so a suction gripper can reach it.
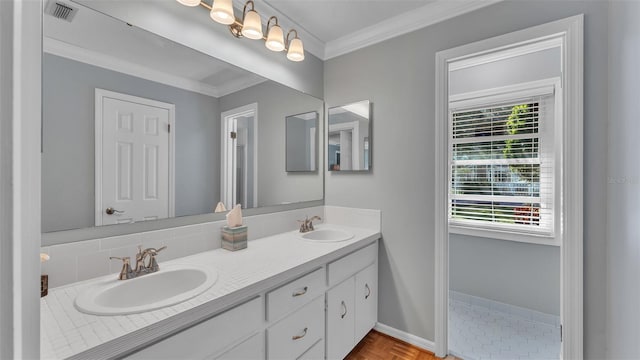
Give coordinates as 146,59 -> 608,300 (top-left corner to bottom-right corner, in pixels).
448,80 -> 561,241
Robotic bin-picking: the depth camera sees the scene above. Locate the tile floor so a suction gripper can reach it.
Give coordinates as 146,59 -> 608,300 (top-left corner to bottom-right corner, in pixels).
449,298 -> 561,360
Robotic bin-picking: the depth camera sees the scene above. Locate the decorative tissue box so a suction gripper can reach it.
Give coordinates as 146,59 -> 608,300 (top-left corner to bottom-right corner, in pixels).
221,225 -> 248,251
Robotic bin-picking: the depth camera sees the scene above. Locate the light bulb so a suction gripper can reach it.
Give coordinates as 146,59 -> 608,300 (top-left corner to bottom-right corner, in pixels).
241,10 -> 263,40
265,25 -> 285,52
287,37 -> 304,61
210,0 -> 235,25
176,0 -> 201,7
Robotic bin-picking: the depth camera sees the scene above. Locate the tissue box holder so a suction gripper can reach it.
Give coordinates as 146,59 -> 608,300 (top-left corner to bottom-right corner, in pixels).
221,225 -> 248,251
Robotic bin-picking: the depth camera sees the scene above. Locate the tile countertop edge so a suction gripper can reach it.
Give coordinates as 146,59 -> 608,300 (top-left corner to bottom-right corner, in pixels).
62,231 -> 381,360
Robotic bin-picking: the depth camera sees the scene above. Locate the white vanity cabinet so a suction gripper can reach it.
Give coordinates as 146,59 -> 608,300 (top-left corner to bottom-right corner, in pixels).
326,242 -> 378,360
125,240 -> 378,360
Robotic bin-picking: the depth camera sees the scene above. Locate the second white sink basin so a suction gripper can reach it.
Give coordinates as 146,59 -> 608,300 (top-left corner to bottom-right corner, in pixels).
299,228 -> 354,242
75,264 -> 218,316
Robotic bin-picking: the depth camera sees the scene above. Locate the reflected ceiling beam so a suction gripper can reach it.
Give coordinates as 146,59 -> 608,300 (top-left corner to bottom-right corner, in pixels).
43,37 -> 266,98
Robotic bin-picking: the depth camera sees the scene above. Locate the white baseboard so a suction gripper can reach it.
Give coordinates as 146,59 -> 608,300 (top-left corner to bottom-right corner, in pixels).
374,322 -> 435,353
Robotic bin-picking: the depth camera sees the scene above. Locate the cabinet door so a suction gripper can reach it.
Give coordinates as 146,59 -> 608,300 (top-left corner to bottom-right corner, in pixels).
126,297 -> 261,359
326,277 -> 355,360
214,332 -> 264,360
297,339 -> 324,360
354,263 -> 378,343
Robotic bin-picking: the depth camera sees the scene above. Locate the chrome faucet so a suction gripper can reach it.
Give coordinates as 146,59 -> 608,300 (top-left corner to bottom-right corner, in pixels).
298,216 -> 322,233
110,245 -> 167,280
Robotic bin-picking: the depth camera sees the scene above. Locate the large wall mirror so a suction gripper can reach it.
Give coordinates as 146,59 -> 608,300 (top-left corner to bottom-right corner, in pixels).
41,1 -> 324,243
328,100 -> 371,172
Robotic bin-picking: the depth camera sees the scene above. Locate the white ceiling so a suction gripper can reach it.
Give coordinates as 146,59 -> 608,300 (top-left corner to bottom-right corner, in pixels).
263,0 -> 434,43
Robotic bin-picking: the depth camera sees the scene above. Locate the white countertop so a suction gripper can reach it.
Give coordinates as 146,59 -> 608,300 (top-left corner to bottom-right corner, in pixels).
40,224 -> 380,359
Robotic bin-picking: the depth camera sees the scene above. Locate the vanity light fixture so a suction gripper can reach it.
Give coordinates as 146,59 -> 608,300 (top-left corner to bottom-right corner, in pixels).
240,1 -> 263,39
176,0 -> 305,61
265,16 -> 285,52
286,30 -> 304,62
209,0 -> 234,24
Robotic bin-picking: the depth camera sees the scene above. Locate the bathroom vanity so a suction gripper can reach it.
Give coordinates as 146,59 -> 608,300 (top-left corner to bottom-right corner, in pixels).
41,223 -> 380,359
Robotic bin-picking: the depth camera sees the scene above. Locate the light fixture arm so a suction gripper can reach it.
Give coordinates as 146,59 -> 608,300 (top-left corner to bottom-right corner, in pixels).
241,0 -> 255,23
286,29 -> 299,45
266,16 -> 279,33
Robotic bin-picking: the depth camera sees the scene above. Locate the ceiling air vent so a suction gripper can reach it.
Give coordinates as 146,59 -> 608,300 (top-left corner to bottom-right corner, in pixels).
44,0 -> 78,22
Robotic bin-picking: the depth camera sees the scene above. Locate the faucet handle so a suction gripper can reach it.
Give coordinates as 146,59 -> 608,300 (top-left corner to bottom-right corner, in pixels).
109,256 -> 130,264
109,256 -> 134,280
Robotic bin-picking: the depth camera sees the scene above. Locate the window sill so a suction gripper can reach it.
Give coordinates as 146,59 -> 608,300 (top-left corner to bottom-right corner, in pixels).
448,224 -> 560,246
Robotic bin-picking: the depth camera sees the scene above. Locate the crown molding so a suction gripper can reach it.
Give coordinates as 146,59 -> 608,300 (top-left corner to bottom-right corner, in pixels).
43,36 -> 223,98
324,0 -> 503,60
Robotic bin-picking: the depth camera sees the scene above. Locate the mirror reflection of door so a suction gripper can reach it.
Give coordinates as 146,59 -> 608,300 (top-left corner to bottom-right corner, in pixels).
95,89 -> 175,226
221,103 -> 257,210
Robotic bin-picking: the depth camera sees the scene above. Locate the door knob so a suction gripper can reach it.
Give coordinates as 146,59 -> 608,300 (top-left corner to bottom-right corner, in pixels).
105,207 -> 124,215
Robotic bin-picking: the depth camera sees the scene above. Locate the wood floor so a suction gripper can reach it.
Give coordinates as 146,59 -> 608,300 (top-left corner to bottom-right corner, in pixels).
345,330 -> 457,360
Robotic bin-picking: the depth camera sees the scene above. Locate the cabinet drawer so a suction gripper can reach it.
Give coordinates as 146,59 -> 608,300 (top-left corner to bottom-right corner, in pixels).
214,332 -> 264,360
327,242 -> 377,286
297,339 -> 324,360
267,296 -> 325,360
267,268 -> 324,321
127,297 -> 262,359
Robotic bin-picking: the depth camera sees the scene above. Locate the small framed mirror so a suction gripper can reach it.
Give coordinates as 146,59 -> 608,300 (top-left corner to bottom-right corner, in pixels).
286,111 -> 319,172
328,100 -> 371,172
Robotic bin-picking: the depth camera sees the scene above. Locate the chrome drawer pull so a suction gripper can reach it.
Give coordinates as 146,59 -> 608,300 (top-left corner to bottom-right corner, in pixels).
365,284 -> 371,299
341,301 -> 347,319
292,327 -> 308,340
292,286 -> 308,297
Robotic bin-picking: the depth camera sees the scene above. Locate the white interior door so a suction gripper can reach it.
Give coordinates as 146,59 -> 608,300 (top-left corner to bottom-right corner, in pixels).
96,89 -> 174,226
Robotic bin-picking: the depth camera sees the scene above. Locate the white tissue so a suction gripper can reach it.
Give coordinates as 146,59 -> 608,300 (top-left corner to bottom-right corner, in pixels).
226,204 -> 243,227
214,202 -> 227,213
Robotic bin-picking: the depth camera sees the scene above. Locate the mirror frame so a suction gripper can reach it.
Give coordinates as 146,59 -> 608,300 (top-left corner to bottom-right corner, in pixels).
285,111 -> 319,173
327,100 -> 372,173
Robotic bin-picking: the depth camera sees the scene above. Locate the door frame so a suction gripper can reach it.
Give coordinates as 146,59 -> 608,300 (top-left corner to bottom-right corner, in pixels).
328,120 -> 359,170
220,103 -> 258,209
434,15 -> 584,358
94,88 -> 176,226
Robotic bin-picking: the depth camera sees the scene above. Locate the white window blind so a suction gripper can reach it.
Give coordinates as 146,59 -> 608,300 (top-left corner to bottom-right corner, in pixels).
449,94 -> 555,237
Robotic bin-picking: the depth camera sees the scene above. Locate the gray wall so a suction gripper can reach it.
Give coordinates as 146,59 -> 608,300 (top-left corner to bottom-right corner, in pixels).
449,47 -> 561,95
324,2 -> 608,358
450,235 -> 560,315
220,81 -> 324,207
607,1 -> 640,358
42,54 -> 220,232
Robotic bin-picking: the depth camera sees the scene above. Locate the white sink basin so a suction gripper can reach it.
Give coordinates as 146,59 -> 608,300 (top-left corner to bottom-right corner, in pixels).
299,228 -> 354,242
75,264 -> 218,316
